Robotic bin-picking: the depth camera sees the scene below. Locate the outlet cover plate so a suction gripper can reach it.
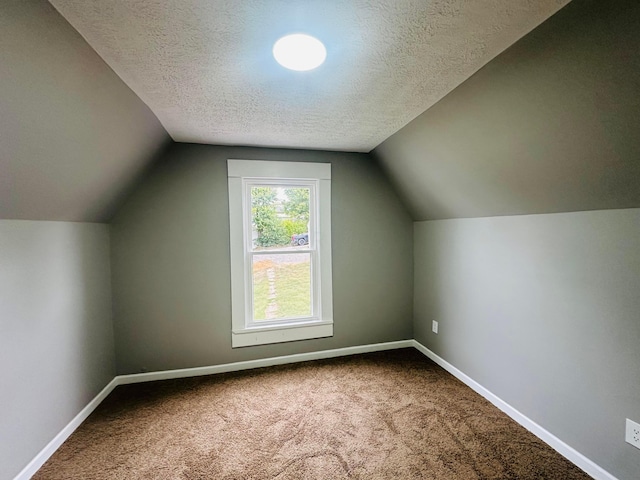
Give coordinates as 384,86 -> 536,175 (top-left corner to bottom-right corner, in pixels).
432,320 -> 439,334
626,418 -> 640,449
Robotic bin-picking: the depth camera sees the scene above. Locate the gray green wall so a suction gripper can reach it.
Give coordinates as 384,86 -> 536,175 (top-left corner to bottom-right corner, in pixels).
5,1 -> 639,478
0,0 -> 168,222
0,220 -> 114,480
372,2 -> 640,476
0,2 -> 166,477
110,144 -> 413,374
414,209 -> 640,480
373,1 -> 640,478
374,0 -> 640,221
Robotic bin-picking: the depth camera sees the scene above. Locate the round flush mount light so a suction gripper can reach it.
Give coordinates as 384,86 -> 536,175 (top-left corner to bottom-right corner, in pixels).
273,34 -> 326,71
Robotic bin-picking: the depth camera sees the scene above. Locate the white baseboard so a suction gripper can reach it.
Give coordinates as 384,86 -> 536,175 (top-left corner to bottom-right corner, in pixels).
13,378 -> 119,480
13,340 -> 413,479
15,339 -> 616,480
411,340 -> 618,480
116,340 -> 414,385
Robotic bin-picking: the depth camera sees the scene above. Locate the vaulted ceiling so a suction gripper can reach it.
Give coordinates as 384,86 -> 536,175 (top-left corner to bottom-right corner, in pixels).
0,0 -> 168,222
4,0 -> 639,223
49,0 -> 569,152
375,0 -> 640,220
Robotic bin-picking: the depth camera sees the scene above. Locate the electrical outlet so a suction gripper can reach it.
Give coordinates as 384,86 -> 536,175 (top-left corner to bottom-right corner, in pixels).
626,418 -> 640,449
432,320 -> 439,334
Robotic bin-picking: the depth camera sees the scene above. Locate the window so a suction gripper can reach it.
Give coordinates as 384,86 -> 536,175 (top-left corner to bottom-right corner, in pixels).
227,160 -> 333,347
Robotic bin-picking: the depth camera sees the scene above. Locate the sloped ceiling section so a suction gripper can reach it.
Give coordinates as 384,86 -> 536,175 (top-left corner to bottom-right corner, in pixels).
374,0 -> 640,221
49,0 -> 568,152
0,0 -> 168,223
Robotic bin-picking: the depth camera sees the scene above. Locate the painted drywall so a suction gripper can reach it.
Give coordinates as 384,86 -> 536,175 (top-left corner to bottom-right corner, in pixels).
0,0 -> 168,222
110,144 -> 413,374
0,220 -> 115,480
414,209 -> 640,480
374,0 -> 640,220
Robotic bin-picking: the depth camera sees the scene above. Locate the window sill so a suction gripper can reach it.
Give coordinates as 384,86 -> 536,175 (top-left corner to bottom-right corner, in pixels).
232,321 -> 333,348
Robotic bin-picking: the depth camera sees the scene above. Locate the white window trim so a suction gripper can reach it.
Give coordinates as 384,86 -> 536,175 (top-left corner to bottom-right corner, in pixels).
227,159 -> 333,348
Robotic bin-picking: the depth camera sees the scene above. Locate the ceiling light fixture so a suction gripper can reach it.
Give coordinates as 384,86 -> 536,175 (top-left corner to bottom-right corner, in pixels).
273,34 -> 326,71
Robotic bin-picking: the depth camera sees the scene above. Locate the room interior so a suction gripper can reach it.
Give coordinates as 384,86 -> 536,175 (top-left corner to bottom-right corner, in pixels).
1,0 -> 639,479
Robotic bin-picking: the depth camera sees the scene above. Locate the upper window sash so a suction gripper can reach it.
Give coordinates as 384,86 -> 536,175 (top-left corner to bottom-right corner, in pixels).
242,178 -> 318,254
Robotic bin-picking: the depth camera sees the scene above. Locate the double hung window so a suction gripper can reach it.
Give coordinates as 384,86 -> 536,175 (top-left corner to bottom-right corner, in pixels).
227,160 -> 333,347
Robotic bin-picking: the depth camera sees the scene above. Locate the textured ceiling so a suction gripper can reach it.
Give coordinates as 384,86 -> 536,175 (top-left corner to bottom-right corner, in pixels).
49,0 -> 570,152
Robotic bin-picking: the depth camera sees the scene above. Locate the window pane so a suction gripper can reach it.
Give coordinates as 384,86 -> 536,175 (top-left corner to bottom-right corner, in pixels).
250,186 -> 310,251
252,253 -> 311,321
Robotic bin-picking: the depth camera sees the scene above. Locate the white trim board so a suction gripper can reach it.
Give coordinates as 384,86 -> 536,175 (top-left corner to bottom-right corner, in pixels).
227,159 -> 334,348
13,378 -> 119,480
12,340 -> 412,479
116,340 -> 413,385
13,339 -> 618,480
411,340 -> 618,480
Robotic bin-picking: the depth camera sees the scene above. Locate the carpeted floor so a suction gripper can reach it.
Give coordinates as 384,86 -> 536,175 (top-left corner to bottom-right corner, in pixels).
34,349 -> 592,479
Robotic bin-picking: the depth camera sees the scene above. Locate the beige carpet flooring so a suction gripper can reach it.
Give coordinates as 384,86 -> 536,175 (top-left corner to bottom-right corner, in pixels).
33,349 -> 592,479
